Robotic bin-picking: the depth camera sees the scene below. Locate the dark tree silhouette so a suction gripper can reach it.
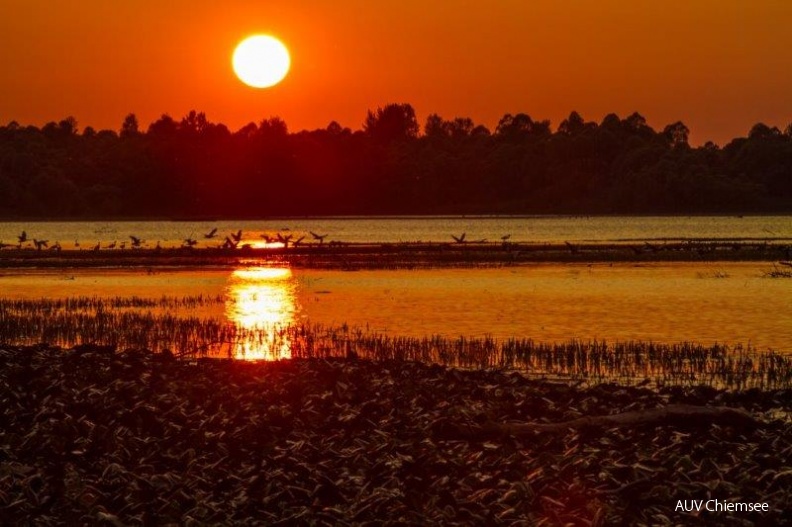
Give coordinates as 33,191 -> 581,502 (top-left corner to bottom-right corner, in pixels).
120,113 -> 140,138
363,103 -> 419,143
0,107 -> 790,218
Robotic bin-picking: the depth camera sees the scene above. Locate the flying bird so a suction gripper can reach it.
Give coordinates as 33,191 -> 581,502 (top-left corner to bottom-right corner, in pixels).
204,227 -> 218,239
277,232 -> 293,248
17,231 -> 28,244
231,229 -> 243,243
310,231 -> 328,244
183,237 -> 198,248
451,233 -> 466,243
33,239 -> 49,250
130,235 -> 143,248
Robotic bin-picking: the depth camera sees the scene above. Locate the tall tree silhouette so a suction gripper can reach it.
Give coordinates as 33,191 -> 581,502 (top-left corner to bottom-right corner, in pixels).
364,103 -> 419,143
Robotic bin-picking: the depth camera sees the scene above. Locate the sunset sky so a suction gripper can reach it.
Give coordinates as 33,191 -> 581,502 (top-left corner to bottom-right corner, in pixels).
1,0 -> 790,145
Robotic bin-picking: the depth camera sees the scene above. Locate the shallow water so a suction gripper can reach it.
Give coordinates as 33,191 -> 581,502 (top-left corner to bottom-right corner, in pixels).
1,215 -> 790,250
1,262 -> 789,354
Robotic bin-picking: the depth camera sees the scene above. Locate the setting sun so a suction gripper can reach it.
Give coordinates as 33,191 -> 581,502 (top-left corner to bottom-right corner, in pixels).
232,35 -> 290,88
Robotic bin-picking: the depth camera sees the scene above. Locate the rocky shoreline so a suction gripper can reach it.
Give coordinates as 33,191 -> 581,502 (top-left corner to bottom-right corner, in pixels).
2,345 -> 791,525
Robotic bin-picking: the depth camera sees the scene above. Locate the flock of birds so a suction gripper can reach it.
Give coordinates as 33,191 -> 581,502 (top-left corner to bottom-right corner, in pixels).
1,228 -> 508,252
3,229 -> 788,259
0,228 -> 335,252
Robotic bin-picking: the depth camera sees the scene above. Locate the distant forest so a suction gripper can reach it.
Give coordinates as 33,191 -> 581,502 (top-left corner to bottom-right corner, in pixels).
1,104 -> 791,218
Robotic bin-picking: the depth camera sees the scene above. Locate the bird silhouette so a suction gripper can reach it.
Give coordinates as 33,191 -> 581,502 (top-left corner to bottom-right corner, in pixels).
261,234 -> 274,243
501,234 -> 511,242
129,236 -> 143,248
292,236 -> 306,247
183,237 -> 198,248
231,230 -> 243,243
17,231 -> 27,244
33,239 -> 49,251
310,231 -> 329,244
222,236 -> 238,249
93,242 -> 101,251
49,242 -> 62,252
276,232 -> 293,248
204,227 -> 218,239
451,233 -> 466,243
107,241 -> 117,250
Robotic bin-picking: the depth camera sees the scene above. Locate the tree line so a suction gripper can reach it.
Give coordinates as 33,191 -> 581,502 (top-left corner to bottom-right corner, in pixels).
1,104 -> 791,218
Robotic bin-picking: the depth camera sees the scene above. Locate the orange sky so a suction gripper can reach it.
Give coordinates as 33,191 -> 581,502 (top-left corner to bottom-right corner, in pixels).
1,0 -> 790,145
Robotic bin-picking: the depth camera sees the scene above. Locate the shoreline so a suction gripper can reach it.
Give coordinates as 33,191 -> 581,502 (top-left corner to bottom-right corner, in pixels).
2,212 -> 791,222
3,344 -> 790,525
1,241 -> 790,269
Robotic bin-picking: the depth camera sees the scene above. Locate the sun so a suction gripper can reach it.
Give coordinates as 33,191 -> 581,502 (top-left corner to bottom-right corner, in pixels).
232,35 -> 290,88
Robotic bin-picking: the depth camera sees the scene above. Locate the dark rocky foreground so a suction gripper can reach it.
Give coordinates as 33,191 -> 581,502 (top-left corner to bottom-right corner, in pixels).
2,345 -> 791,526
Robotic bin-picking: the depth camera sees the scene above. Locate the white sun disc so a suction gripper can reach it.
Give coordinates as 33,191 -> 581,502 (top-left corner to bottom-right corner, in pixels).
233,35 -> 291,88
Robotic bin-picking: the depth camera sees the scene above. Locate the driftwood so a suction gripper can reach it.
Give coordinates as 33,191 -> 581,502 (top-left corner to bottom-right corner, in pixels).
438,405 -> 761,440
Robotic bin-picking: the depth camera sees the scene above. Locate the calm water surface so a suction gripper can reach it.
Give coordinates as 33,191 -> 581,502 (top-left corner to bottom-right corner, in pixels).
1,262 -> 789,356
1,216 -> 790,250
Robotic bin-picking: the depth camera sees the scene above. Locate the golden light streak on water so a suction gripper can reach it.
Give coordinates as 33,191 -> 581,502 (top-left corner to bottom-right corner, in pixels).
225,267 -> 296,360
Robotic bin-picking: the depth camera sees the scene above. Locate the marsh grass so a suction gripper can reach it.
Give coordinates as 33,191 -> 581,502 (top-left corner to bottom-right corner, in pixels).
1,296 -> 790,390
695,268 -> 730,279
763,263 -> 792,278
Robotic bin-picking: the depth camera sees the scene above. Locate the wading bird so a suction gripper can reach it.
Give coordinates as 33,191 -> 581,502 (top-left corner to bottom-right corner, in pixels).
310,231 -> 328,244
107,241 -> 117,250
204,227 -> 218,239
451,233 -> 466,243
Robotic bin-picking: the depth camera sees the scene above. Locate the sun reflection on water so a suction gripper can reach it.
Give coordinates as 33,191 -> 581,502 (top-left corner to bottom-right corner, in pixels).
225,267 -> 296,360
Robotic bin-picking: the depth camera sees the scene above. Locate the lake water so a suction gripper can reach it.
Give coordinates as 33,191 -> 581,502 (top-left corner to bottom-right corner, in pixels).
1,262 -> 789,356
1,216 -> 790,360
1,215 -> 791,250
